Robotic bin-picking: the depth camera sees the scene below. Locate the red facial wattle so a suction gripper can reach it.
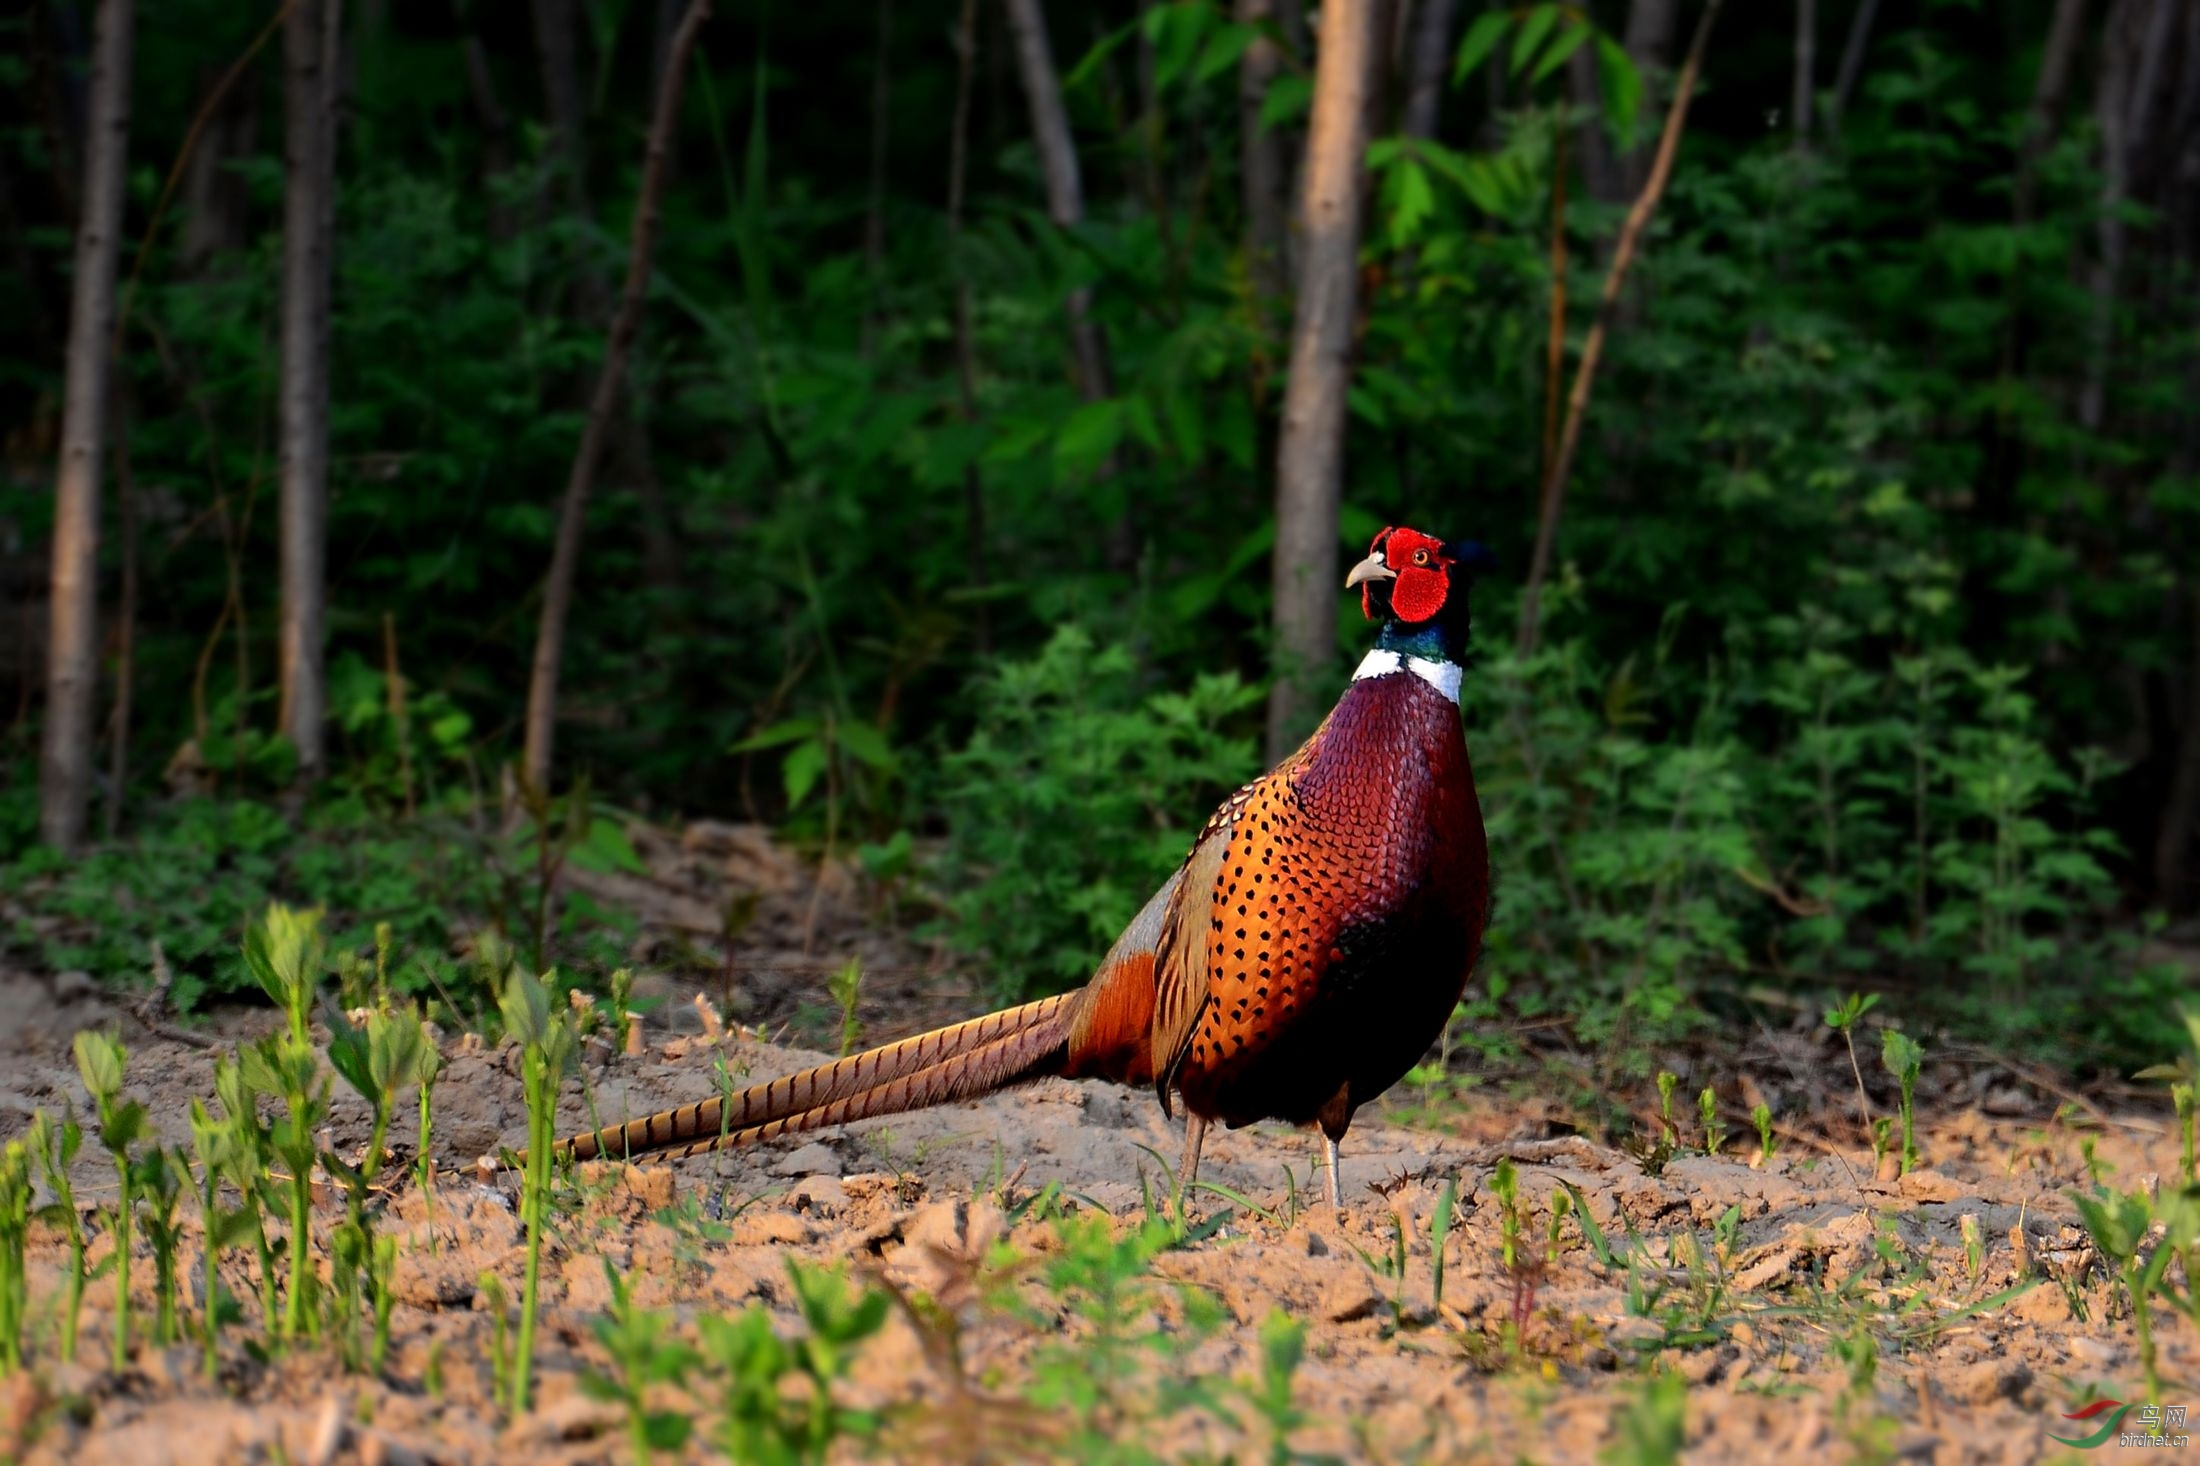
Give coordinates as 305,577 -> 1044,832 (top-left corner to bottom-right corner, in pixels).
1362,526 -> 1453,623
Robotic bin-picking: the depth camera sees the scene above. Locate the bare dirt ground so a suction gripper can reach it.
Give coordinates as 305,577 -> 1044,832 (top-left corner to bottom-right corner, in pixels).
0,828 -> 2186,1464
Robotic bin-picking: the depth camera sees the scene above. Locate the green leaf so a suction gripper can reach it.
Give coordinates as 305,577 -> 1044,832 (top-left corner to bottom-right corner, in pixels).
1510,4 -> 1562,76
1594,32 -> 1643,140
834,721 -> 896,773
573,817 -> 647,877
783,737 -> 829,810
1389,157 -> 1436,242
729,717 -> 820,754
1194,22 -> 1260,85
1529,20 -> 1591,85
1452,9 -> 1511,84
1055,398 -> 1126,478
1257,72 -> 1312,133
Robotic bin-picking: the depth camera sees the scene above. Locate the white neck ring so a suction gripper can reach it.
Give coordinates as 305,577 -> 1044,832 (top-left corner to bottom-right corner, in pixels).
1352,648 -> 1462,704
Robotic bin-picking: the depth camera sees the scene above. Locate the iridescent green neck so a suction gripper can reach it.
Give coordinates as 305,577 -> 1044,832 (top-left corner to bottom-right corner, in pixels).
1376,620 -> 1457,664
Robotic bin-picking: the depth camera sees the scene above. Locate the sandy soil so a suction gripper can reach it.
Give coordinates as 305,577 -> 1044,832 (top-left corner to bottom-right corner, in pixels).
0,830 -> 2186,1464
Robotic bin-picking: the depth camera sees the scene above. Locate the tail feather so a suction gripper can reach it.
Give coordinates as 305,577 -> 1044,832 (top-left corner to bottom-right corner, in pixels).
554,992 -> 1075,1163
637,1016 -> 1071,1160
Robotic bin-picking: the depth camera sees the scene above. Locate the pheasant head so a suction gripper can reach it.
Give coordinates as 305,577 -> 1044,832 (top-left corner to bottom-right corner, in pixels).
1345,526 -> 1495,662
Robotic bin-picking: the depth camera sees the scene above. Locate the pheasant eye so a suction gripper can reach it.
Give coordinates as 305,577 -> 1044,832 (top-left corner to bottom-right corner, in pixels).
1412,549 -> 1429,566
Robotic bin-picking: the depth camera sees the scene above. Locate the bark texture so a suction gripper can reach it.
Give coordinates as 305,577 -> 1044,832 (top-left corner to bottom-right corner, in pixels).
1238,0 -> 1293,311
1791,0 -> 1816,144
1266,0 -> 1379,760
40,0 -> 132,852
1517,0 -> 1723,654
522,0 -> 712,794
1401,0 -> 1456,141
1003,0 -> 1114,403
278,0 -> 335,786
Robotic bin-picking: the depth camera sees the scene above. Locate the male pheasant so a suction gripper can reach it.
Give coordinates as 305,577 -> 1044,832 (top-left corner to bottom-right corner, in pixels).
556,527 -> 1492,1206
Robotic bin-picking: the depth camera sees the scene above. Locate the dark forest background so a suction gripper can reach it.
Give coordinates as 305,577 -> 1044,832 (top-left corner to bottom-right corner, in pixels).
0,0 -> 2193,1076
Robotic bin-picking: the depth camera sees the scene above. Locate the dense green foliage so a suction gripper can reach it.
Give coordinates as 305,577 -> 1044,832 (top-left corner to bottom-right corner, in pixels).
0,2 -> 2190,1069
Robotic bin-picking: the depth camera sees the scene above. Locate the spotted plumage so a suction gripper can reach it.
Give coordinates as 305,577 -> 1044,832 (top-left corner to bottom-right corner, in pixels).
546,525 -> 1493,1207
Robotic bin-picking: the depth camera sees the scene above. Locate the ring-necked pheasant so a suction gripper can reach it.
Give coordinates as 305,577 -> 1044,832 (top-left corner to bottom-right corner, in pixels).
555,527 -> 1492,1206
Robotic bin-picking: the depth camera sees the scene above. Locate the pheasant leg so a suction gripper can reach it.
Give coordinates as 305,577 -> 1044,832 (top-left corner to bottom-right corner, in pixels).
1322,1134 -> 1344,1209
1177,1112 -> 1209,1203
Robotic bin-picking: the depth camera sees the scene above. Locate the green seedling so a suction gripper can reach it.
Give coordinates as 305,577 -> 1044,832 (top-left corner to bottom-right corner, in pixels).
187,1099 -> 254,1377
1833,1322 -> 1879,1412
499,962 -> 579,1415
2175,1085 -> 2196,1188
1546,1186 -> 1573,1267
1824,992 -> 1880,1132
1491,1159 -> 1522,1274
1698,1087 -> 1726,1155
609,966 -> 638,1053
698,1259 -> 889,1463
478,1272 -> 511,1412
1429,1178 -> 1456,1311
136,1146 -> 185,1346
2081,1136 -> 2110,1189
1751,1103 -> 1775,1164
2069,1182 -> 2199,1402
0,1141 -> 30,1373
1959,1213 -> 1983,1282
1600,1370 -> 1686,1466
416,1030 -> 445,1233
325,1002 -> 436,1369
241,903 -> 332,1343
249,903 -> 327,1051
239,1031 -> 328,1343
1656,1071 -> 1679,1139
581,1259 -> 700,1462
1879,1029 -> 1923,1175
210,1055 -> 280,1331
75,1029 -> 147,1371
26,1111 -> 85,1363
827,957 -> 863,1057
374,922 -> 394,1002
1870,1117 -> 1894,1175
1245,1310 -> 1310,1466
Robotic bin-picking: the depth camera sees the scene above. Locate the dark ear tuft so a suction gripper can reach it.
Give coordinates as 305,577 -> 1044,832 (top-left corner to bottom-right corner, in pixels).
1446,540 -> 1498,576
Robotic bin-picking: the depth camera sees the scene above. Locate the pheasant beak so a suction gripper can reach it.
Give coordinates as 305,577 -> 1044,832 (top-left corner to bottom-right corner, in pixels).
1344,551 -> 1397,589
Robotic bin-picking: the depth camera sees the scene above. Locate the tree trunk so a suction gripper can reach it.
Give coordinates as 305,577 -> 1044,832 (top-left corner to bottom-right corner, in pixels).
532,0 -> 681,593
1517,0 -> 1722,655
949,0 -> 992,652
1568,45 -> 1622,207
1573,0 -> 1681,207
1400,0 -> 1456,141
1003,0 -> 1114,405
2081,0 -> 2175,433
1238,0 -> 1294,314
461,33 -> 517,242
179,61 -> 257,271
39,0 -> 131,853
278,0 -> 335,787
1825,0 -> 1881,135
104,383 -> 137,839
522,0 -> 712,796
861,0 -> 894,356
2159,586 -> 2200,910
1791,0 -> 1816,146
2015,0 -> 2090,224
1266,0 -> 1379,761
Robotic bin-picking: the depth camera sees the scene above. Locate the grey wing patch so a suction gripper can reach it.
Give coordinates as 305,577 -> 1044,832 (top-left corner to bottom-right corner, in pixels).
1096,865 -> 1181,975
1149,818 -> 1235,1112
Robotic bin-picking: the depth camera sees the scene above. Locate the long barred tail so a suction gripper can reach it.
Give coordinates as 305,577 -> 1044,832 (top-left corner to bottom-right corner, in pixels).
608,1017 -> 1072,1161
552,992 -> 1076,1164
